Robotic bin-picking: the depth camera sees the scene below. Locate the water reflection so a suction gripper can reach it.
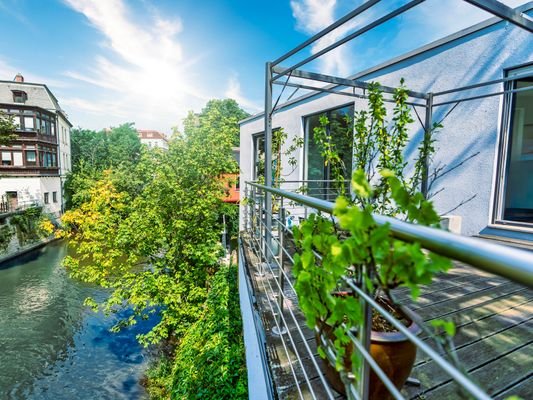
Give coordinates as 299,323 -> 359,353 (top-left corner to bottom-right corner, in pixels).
0,241 -> 157,399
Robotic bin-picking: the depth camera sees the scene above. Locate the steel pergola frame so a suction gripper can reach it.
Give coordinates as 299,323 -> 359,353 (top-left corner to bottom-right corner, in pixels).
259,3 -> 532,397
261,0 -> 533,261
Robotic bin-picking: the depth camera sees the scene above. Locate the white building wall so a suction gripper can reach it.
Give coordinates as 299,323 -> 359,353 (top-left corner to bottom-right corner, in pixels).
240,13 -> 533,237
140,138 -> 168,150
0,176 -> 61,215
57,115 -> 71,175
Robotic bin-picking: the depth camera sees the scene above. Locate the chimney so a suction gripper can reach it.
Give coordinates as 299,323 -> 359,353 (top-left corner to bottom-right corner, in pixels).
14,73 -> 24,83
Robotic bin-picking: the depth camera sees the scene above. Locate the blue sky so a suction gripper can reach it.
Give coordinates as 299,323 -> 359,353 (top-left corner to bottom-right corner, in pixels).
0,0 -> 524,133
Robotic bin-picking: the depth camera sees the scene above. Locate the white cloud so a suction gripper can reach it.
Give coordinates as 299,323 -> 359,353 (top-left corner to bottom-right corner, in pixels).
289,0 -> 380,77
401,0 -> 527,39
290,0 -> 352,76
289,0 -> 528,79
61,0 -> 211,132
225,74 -> 262,113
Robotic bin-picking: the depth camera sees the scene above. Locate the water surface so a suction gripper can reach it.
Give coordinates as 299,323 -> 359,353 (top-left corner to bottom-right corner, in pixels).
0,241 -> 156,399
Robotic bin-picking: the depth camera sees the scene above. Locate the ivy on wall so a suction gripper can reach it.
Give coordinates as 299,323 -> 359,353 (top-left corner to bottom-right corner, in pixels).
0,223 -> 13,254
9,207 -> 52,247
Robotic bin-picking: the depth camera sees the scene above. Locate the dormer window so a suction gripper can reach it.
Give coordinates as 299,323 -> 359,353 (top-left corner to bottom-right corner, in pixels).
12,90 -> 27,104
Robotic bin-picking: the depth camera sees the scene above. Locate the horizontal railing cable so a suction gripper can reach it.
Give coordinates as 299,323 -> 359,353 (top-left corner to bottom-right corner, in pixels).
247,182 -> 533,288
345,280 -> 493,400
247,218 -> 336,399
247,235 -> 308,399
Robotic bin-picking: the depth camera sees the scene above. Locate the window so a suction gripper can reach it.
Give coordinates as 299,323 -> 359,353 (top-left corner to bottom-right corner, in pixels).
12,90 -> 27,103
495,65 -> 533,227
52,192 -> 57,203
13,152 -> 23,166
1,151 -> 11,166
26,150 -> 36,165
24,116 -> 34,130
304,105 -> 354,200
44,192 -> 49,204
252,133 -> 265,181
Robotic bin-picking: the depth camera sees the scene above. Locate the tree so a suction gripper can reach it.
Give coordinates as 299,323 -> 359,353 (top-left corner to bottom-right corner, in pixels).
182,99 -> 249,147
60,100 -> 244,345
0,110 -> 17,146
66,123 -> 142,209
70,123 -> 141,172
70,128 -> 109,172
107,123 -> 142,166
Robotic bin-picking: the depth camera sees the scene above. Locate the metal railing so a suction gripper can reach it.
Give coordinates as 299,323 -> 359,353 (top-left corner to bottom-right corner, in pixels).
241,181 -> 533,400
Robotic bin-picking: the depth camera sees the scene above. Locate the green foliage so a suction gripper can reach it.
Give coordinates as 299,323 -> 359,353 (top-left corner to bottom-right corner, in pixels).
0,223 -> 13,253
0,110 -> 17,146
107,123 -> 142,166
61,99 -> 247,346
10,207 -> 51,246
182,99 -> 249,147
70,128 -> 110,171
313,114 -> 353,196
62,99 -> 249,398
168,265 -> 247,399
66,123 -> 143,209
70,123 -> 141,172
293,170 -> 451,374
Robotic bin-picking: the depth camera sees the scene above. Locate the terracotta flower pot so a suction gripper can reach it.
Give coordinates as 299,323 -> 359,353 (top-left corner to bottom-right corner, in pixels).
316,303 -> 421,399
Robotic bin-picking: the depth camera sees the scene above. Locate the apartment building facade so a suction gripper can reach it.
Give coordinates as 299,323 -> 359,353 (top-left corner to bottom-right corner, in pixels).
0,74 -> 72,216
137,129 -> 169,150
239,3 -> 533,243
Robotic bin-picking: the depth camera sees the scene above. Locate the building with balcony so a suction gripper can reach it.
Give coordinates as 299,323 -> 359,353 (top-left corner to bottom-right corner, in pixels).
0,74 -> 72,216
237,2 -> 533,400
137,129 -> 169,150
240,2 -> 533,245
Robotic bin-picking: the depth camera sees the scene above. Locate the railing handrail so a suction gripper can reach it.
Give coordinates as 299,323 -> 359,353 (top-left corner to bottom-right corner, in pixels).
246,181 -> 533,288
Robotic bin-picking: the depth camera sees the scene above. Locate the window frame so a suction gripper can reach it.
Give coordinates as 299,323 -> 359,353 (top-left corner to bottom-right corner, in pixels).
302,102 -> 355,199
252,131 -> 265,181
492,63 -> 533,230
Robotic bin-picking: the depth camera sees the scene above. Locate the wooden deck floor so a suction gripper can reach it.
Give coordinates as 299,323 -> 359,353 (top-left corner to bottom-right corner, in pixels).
241,235 -> 533,400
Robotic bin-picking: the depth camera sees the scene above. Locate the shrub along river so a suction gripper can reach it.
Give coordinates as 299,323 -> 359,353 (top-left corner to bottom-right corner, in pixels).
0,241 -> 157,399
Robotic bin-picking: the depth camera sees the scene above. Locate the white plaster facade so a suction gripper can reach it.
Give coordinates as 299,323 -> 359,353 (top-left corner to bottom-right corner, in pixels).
239,5 -> 533,241
0,75 -> 72,217
137,130 -> 169,150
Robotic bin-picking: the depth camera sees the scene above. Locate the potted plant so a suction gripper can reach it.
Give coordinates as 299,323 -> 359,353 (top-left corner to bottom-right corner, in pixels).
292,80 -> 452,398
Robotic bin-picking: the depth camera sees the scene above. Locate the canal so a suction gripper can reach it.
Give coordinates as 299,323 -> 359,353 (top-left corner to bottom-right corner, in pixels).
0,241 -> 156,399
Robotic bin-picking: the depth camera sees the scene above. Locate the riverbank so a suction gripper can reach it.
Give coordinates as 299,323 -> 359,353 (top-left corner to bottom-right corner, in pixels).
0,236 -> 56,266
0,241 -> 157,399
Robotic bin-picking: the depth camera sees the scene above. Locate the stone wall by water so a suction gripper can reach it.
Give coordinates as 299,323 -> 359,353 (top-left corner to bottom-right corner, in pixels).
0,210 -> 55,264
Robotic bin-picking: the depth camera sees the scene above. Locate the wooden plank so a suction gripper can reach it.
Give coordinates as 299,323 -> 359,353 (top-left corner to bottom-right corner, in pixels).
494,373 -> 533,399
414,300 -> 533,365
394,271 -> 507,303
416,283 -> 528,321
415,302 -> 533,365
406,323 -> 533,398
407,277 -> 512,311
423,293 -> 533,333
421,343 -> 533,399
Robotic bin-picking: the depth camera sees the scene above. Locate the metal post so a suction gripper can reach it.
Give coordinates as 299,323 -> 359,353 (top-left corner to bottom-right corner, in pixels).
260,192 -> 265,261
421,93 -> 433,198
356,266 -> 372,400
250,186 -> 255,238
264,62 -> 273,264
244,185 -> 249,231
272,200 -> 286,336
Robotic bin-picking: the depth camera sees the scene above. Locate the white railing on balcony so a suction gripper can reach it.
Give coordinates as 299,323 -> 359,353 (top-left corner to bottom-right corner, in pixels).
240,181 -> 533,400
